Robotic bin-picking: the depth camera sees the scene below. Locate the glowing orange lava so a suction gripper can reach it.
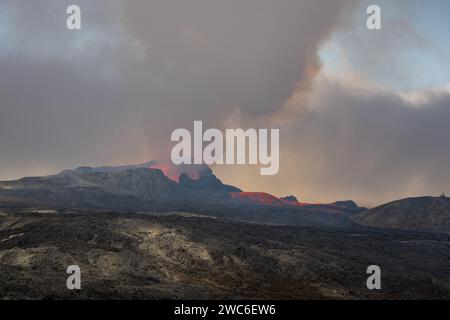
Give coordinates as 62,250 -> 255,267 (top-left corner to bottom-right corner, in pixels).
229,192 -> 313,207
148,162 -> 202,182
149,163 -> 179,182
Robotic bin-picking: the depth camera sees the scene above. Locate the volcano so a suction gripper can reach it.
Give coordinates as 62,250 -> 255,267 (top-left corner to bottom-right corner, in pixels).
0,160 -> 362,226
148,160 -> 210,182
73,159 -> 210,182
1,162 -> 448,300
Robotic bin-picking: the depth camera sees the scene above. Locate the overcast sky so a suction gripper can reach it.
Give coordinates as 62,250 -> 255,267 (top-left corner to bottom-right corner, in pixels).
1,0 -> 449,206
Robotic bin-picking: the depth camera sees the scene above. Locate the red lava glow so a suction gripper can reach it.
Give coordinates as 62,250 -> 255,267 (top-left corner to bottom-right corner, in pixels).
146,163 -> 333,209
148,162 -> 202,182
230,192 -> 282,205
149,163 -> 180,182
229,192 -> 312,207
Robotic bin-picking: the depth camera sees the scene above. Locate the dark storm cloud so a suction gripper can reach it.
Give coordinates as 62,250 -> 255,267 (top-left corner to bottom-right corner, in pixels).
2,0 -> 449,206
278,81 -> 450,206
0,0 -> 352,179
0,0 -> 139,178
213,80 -> 450,207
121,0 -> 352,119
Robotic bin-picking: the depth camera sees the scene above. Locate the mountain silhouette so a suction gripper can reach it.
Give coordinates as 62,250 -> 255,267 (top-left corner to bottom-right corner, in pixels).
352,196 -> 450,234
0,160 -> 363,226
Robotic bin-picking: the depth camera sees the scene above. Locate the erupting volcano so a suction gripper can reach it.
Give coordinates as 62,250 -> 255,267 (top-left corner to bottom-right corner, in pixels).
56,160 -> 354,211
148,160 -> 209,182
73,159 -> 210,183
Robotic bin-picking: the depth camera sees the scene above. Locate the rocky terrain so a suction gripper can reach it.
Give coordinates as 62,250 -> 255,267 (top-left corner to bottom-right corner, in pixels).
1,211 -> 449,300
0,162 -> 449,299
0,162 -> 363,227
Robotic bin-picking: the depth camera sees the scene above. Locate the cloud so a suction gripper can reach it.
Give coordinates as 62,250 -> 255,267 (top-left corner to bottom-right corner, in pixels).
2,0 -> 449,207
0,0 -> 352,180
318,0 -> 450,91
0,0 -> 147,179
246,73 -> 450,207
119,0 -> 355,127
223,0 -> 450,206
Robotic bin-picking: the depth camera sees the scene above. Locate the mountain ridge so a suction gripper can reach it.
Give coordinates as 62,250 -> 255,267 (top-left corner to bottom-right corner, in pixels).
352,196 -> 450,233
0,161 -> 364,227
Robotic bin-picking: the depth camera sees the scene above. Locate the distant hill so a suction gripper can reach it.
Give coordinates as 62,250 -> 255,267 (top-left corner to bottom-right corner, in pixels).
352,196 -> 450,234
0,165 -> 236,211
0,160 -> 362,226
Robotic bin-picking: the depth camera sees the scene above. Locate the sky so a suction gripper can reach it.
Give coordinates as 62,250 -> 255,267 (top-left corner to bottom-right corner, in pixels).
0,0 -> 449,207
